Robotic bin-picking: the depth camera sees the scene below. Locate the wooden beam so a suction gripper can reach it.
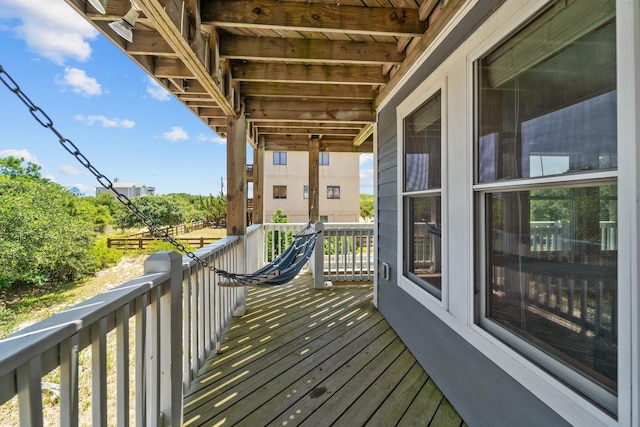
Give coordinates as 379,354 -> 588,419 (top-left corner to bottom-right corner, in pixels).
256,127 -> 360,136
353,123 -> 374,147
154,58 -> 195,78
220,35 -> 404,65
134,0 -> 235,115
240,82 -> 377,100
308,137 -> 320,224
126,30 -> 176,56
245,99 -> 376,122
231,63 -> 387,85
250,120 -> 366,129
198,106 -> 225,117
226,113 -> 247,235
201,0 -> 425,37
419,0 -> 442,21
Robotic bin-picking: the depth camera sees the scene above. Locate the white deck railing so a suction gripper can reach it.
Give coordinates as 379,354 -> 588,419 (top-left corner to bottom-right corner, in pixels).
0,231 -> 252,426
530,220 -> 618,253
262,222 -> 375,283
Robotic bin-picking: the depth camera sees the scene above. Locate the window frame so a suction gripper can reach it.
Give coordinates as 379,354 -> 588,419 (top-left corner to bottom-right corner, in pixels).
319,152 -> 330,166
273,185 -> 287,199
396,76 -> 448,310
471,1 -> 618,414
326,185 -> 340,199
273,152 -> 287,165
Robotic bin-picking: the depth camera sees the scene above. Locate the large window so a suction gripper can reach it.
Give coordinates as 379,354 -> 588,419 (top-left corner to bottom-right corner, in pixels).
273,152 -> 287,165
273,185 -> 287,199
402,91 -> 443,299
475,0 -> 617,413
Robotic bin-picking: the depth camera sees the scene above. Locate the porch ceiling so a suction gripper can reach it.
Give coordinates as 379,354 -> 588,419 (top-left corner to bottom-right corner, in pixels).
65,0 -> 463,152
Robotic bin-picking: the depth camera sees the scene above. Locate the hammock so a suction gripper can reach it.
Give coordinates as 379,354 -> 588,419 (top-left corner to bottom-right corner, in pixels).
217,223 -> 320,287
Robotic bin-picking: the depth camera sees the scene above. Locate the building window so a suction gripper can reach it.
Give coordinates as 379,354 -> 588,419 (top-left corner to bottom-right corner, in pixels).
402,91 -> 443,300
320,215 -> 328,222
327,186 -> 340,199
319,152 -> 330,166
273,185 -> 287,199
303,185 -> 309,199
273,152 -> 287,165
475,0 -> 617,413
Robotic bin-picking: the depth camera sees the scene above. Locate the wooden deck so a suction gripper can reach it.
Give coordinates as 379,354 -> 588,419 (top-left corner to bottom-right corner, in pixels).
183,273 -> 465,427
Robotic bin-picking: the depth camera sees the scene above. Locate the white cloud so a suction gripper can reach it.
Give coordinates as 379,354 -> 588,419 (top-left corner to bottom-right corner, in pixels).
0,0 -> 98,64
58,67 -> 102,96
360,166 -> 374,189
58,164 -> 81,175
0,148 -> 41,165
359,153 -> 373,165
196,133 -> 226,145
75,114 -> 135,128
146,76 -> 171,101
162,126 -> 189,141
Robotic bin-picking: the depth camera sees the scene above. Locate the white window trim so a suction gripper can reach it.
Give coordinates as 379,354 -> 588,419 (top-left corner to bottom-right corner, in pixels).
396,75 -> 449,312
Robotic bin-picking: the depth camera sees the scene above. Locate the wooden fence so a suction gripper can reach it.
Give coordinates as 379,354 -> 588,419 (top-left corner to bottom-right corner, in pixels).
126,220 -> 213,238
107,237 -> 220,250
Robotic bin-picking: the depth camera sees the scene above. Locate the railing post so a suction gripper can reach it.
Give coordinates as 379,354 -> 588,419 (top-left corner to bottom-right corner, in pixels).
313,222 -> 325,289
144,251 -> 183,427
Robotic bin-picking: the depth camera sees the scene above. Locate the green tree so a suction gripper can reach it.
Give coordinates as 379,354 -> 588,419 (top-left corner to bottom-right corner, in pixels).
199,191 -> 227,226
0,174 -> 96,286
360,194 -> 374,220
0,156 -> 45,180
114,195 -> 185,229
271,208 -> 289,223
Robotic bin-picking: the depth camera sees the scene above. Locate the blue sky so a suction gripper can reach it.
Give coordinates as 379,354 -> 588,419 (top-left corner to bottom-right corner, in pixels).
0,0 -> 374,196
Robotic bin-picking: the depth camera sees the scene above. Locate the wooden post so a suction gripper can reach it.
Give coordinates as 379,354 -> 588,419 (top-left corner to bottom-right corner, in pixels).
226,112 -> 247,236
309,136 -> 320,224
253,137 -> 265,224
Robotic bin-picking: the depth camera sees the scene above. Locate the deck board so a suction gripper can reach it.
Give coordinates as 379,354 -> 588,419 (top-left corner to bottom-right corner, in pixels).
183,273 -> 464,427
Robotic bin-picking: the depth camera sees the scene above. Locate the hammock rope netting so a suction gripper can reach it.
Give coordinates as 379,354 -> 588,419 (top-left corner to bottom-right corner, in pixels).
216,223 -> 320,287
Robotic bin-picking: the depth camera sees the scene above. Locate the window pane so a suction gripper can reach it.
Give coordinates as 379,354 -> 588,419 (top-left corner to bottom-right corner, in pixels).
273,185 -> 287,199
303,185 -> 309,199
327,186 -> 340,199
404,93 -> 441,191
486,185 -> 617,394
320,152 -> 330,166
477,1 -> 616,183
273,152 -> 287,165
404,195 -> 442,298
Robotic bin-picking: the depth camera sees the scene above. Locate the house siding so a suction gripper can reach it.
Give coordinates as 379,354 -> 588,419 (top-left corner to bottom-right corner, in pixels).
375,0 -> 571,425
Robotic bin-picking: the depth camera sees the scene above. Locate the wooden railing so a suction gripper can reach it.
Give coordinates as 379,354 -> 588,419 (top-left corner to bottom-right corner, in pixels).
0,234 -> 249,426
262,222 -> 375,283
107,237 -> 220,250
126,220 -> 212,238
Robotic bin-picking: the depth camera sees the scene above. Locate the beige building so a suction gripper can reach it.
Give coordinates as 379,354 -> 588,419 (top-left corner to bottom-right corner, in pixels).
262,151 -> 360,223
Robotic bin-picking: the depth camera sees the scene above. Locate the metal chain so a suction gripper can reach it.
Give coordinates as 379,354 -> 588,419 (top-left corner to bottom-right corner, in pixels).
0,64 -> 223,274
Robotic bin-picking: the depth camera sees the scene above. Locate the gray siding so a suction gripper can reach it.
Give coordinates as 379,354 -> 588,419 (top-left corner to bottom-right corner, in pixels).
375,1 -> 571,425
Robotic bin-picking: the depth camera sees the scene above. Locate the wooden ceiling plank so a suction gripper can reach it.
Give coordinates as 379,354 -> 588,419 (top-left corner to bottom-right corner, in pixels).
240,82 -> 376,100
154,58 -> 195,78
201,0 -> 425,37
256,127 -> 360,136
246,99 -> 376,122
220,35 -> 404,65
232,63 -> 387,85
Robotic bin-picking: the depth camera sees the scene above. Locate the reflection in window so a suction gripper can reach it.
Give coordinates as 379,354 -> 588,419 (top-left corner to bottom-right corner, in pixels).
477,3 -> 616,183
403,91 -> 443,299
476,0 -> 617,412
405,195 -> 442,298
486,186 -> 617,394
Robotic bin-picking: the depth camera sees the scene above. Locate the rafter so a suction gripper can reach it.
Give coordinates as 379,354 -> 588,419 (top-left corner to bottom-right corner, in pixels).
201,0 -> 425,37
245,99 -> 376,123
231,63 -> 387,85
220,35 -> 404,65
240,82 -> 377,100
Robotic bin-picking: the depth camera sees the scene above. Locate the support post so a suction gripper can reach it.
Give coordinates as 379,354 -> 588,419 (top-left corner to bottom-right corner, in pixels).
226,112 -> 247,236
253,136 -> 265,224
309,136 -> 320,224
313,221 -> 325,289
144,251 -> 183,427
